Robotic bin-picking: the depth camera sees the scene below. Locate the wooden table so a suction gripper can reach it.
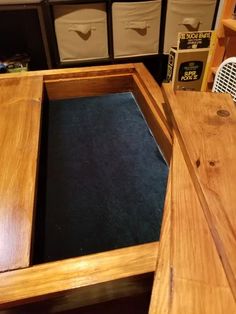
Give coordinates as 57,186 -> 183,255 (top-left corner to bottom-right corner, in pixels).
149,84 -> 236,314
0,66 -> 236,313
0,64 -> 171,313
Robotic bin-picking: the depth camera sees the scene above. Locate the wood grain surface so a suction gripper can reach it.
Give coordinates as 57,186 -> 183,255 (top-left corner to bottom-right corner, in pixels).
149,136 -> 236,313
45,74 -> 133,100
163,83 -> 236,303
0,65 -> 169,312
148,164 -> 172,314
0,242 -> 158,309
133,63 -> 170,128
169,137 -> 235,313
1,276 -> 153,313
132,75 -> 172,164
0,63 -> 136,81
0,76 -> 43,272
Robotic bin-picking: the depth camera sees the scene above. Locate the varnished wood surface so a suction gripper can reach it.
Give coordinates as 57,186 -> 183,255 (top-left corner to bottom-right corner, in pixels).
0,76 -> 43,272
132,75 -> 172,164
222,19 -> 236,32
1,277 -> 153,314
0,64 -> 168,311
0,63 -> 136,81
205,0 -> 236,89
170,138 -> 235,313
163,83 -> 236,304
149,134 -> 236,313
148,164 -> 172,314
45,74 -> 133,100
133,63 -> 170,128
0,242 -> 158,309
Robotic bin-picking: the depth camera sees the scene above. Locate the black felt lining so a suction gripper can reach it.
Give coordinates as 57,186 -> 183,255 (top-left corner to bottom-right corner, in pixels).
33,92 -> 168,263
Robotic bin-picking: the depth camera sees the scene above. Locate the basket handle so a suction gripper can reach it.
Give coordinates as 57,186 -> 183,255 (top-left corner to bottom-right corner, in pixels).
68,24 -> 93,35
180,17 -> 201,29
126,21 -> 148,30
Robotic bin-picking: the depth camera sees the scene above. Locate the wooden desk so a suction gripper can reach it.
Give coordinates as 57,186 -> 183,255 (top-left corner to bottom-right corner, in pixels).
0,64 -> 171,313
1,68 -> 236,313
149,84 -> 236,314
0,76 -> 43,272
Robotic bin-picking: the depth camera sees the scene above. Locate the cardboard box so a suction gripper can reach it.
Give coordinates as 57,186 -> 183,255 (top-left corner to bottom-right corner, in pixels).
167,31 -> 214,91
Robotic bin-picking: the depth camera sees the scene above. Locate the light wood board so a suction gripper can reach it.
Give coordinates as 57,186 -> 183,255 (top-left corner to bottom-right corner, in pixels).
0,64 -> 170,312
0,242 -> 158,309
163,83 -> 236,302
45,74 -> 133,100
148,163 -> 172,314
149,135 -> 236,313
170,137 -> 235,313
0,76 -> 43,272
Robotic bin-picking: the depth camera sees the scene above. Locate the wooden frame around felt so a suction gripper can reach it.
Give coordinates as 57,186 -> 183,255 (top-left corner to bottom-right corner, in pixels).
1,63 -> 235,313
0,63 -> 172,312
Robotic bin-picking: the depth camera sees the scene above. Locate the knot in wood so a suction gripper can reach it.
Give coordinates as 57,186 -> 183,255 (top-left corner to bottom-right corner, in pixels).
217,109 -> 230,117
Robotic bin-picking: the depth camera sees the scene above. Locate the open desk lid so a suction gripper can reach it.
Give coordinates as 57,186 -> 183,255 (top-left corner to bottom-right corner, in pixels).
0,75 -> 43,272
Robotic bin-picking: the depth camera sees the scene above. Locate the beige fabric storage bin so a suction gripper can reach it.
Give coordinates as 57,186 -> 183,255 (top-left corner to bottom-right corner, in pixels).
54,3 -> 108,63
164,0 -> 217,53
112,0 -> 161,58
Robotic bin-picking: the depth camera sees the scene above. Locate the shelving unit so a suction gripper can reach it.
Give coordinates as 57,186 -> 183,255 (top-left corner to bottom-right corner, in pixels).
222,18 -> 236,31
205,0 -> 236,90
0,2 -> 52,70
0,0 -> 220,83
42,0 -> 169,82
45,1 -> 163,61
